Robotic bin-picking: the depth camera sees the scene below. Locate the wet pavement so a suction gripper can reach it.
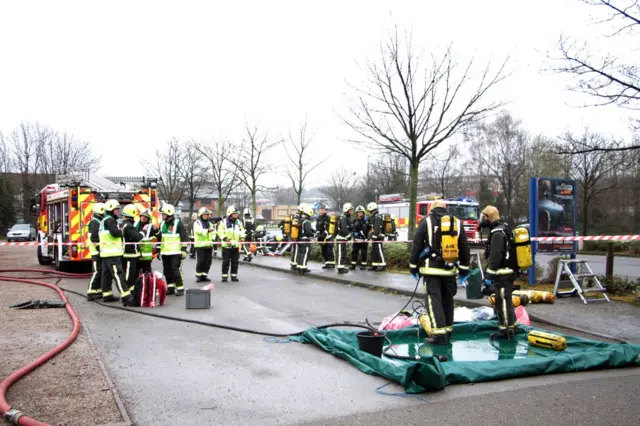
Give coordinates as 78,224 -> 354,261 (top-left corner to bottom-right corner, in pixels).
239,254 -> 640,343
57,255 -> 640,426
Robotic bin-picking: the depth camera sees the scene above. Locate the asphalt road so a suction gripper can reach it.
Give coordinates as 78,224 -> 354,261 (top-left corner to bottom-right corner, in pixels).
60,257 -> 640,426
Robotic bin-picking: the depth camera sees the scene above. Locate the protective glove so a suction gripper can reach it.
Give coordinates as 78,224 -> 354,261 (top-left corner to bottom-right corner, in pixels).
484,279 -> 494,288
181,251 -> 187,260
410,266 -> 419,281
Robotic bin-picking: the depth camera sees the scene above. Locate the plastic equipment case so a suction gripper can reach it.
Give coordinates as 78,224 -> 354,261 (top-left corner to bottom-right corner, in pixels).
186,289 -> 211,309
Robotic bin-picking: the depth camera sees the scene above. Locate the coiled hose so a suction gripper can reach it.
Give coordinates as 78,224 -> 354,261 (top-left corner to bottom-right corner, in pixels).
0,269 -> 87,426
0,268 -> 377,425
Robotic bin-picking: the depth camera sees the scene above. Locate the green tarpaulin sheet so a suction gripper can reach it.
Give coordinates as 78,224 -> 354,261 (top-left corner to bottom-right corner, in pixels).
290,321 -> 640,393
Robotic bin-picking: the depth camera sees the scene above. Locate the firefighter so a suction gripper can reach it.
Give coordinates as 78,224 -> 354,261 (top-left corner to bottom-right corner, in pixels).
194,207 -> 215,282
366,202 -> 387,271
121,204 -> 143,292
86,202 -> 105,301
99,199 -> 135,306
289,203 -> 304,271
296,206 -> 315,274
158,204 -> 190,296
135,208 -> 160,274
335,203 -> 354,274
480,205 -> 517,338
241,207 -> 255,262
218,205 -> 245,282
409,200 -> 470,345
350,205 -> 368,270
314,204 -> 335,269
188,212 -> 198,259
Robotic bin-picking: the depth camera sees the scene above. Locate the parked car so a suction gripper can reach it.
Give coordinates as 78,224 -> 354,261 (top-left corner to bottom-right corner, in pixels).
7,224 -> 37,242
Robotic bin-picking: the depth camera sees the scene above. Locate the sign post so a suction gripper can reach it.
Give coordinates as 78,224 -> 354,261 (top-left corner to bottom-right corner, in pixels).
528,177 -> 578,285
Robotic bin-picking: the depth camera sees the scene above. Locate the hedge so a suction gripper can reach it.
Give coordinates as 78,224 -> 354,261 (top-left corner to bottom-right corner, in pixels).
304,242 -> 412,270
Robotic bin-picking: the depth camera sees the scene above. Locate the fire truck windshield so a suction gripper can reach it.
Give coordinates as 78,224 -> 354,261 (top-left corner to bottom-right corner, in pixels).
447,205 -> 479,220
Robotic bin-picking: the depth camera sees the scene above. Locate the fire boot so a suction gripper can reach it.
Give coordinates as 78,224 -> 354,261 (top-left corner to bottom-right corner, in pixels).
425,334 -> 449,346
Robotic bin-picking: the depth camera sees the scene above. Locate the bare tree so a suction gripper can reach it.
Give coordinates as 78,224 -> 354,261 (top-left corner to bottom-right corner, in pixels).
319,168 -> 358,211
179,141 -> 207,217
468,112 -> 530,223
269,185 -> 298,205
343,29 -> 508,238
9,122 -> 47,221
560,130 -> 631,235
552,0 -> 640,152
421,146 -> 464,198
229,123 -> 281,217
195,138 -> 238,216
141,138 -> 186,206
285,119 -> 327,205
37,131 -> 101,176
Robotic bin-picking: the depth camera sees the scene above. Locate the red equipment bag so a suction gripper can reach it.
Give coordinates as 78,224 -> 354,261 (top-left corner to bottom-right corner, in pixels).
138,271 -> 167,308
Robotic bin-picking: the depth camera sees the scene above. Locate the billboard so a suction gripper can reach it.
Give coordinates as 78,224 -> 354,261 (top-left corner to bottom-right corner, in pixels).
536,178 -> 577,252
528,177 -> 578,284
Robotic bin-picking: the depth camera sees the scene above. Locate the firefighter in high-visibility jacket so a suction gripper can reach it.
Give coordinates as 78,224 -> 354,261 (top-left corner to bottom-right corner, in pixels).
350,205 -> 368,270
99,199 -> 135,306
158,204 -> 190,296
194,206 -> 215,282
121,204 -> 143,292
135,208 -> 160,274
409,200 -> 470,345
480,205 -> 517,338
335,203 -> 354,274
86,202 -> 105,301
218,206 -> 245,282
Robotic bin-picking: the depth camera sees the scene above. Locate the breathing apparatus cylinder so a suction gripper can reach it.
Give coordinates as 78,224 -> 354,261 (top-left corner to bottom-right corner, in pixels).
527,330 -> 567,351
283,215 -> 291,235
383,213 -> 393,234
512,227 -> 533,269
291,217 -> 300,240
440,215 -> 459,264
328,215 -> 338,236
418,312 -> 432,336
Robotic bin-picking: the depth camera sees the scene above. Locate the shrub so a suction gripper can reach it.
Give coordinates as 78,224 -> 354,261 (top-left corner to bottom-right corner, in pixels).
599,275 -> 640,294
583,241 -> 631,253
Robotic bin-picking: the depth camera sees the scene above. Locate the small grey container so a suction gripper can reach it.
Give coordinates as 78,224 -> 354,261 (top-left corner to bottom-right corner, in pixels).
185,289 -> 211,309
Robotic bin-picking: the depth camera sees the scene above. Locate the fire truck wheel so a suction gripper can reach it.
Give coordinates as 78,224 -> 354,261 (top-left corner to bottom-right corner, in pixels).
37,235 -> 53,266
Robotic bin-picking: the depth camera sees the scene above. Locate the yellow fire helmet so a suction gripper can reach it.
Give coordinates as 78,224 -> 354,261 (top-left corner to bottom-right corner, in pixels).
122,204 -> 138,219
160,204 -> 175,216
481,205 -> 500,223
93,203 -> 106,216
104,199 -> 121,212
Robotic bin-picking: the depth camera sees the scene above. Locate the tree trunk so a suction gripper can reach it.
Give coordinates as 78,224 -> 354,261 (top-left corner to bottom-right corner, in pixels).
408,160 -> 419,241
217,197 -> 224,218
251,188 -> 257,219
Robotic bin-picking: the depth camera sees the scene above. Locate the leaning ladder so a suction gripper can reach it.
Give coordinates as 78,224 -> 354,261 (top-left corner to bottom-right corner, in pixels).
553,259 -> 610,305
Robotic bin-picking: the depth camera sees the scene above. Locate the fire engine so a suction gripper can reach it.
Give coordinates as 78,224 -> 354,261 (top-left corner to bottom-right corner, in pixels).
377,195 -> 482,244
31,172 -> 161,271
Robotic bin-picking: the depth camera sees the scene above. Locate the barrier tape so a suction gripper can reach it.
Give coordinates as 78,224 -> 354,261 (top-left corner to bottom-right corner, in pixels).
1,234 -> 638,247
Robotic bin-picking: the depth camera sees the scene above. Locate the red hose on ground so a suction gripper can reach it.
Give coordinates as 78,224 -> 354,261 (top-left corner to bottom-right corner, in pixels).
0,269 -> 88,426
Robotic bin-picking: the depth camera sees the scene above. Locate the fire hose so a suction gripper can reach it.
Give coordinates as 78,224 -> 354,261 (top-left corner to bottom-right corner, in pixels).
0,269 -> 86,426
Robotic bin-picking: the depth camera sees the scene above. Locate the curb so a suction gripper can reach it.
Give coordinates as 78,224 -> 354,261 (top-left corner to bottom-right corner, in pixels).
241,260 -> 628,343
71,295 -> 133,426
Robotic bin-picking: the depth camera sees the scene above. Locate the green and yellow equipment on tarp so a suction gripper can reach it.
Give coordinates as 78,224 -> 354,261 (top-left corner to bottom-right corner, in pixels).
289,321 -> 640,393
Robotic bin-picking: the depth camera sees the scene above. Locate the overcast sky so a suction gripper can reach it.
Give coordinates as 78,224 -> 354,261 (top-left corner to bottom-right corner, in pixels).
0,0 -> 634,188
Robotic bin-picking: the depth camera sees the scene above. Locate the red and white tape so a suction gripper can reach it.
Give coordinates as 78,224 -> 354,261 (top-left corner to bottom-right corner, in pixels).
1,234 -> 638,247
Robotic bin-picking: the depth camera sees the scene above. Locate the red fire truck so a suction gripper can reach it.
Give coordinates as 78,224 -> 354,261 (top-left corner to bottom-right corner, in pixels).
378,195 -> 482,244
31,173 -> 161,270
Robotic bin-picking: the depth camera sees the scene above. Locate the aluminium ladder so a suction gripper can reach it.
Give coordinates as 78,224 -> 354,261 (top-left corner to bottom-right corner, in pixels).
553,259 -> 610,305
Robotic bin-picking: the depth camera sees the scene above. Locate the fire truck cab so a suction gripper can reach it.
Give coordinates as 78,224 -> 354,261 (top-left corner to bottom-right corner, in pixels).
31,173 -> 161,271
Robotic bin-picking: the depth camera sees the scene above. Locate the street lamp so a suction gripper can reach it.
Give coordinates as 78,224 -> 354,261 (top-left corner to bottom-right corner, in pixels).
374,189 -> 379,204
